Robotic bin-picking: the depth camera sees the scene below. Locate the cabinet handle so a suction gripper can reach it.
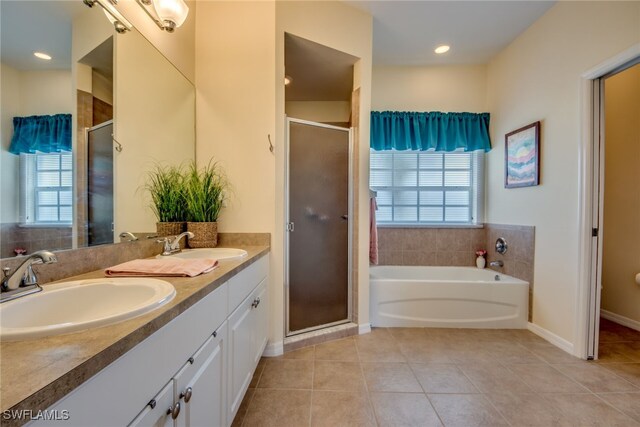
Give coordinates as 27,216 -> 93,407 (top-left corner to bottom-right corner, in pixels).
188,357 -> 194,364
251,297 -> 261,308
147,399 -> 156,409
180,387 -> 193,403
167,401 -> 181,420
213,330 -> 217,338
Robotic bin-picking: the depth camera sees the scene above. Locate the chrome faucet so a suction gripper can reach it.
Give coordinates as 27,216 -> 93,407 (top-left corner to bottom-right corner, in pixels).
1,250 -> 57,302
489,260 -> 504,268
119,231 -> 139,242
158,232 -> 194,256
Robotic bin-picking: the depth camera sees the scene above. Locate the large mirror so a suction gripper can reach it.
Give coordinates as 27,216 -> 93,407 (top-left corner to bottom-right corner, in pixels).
0,1 -> 195,259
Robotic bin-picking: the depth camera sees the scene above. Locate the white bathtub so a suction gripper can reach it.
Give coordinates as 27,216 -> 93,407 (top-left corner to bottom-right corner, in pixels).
370,266 -> 529,329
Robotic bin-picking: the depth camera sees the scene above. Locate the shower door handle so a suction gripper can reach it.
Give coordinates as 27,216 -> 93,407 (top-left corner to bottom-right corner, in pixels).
341,215 -> 348,220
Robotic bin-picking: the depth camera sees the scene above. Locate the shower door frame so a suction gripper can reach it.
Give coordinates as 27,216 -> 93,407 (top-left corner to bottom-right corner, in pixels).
284,117 -> 354,337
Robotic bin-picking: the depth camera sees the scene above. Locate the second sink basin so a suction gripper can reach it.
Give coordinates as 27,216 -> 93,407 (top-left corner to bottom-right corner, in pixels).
156,248 -> 248,261
0,278 -> 176,341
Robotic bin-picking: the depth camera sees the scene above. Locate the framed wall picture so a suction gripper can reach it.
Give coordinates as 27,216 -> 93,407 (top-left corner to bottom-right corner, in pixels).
505,121 -> 540,188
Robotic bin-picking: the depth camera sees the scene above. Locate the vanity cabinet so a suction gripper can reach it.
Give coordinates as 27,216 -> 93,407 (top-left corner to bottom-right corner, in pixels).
28,255 -> 269,427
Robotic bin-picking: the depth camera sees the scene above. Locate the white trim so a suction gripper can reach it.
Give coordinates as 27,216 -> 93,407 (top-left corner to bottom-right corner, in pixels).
262,340 -> 284,357
575,43 -> 640,361
527,322 -> 575,356
358,323 -> 371,334
601,310 -> 640,333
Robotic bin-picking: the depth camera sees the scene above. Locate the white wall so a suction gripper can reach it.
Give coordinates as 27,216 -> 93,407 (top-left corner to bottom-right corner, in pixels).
486,1 -> 640,345
0,65 -> 73,224
601,64 -> 640,324
285,101 -> 351,123
372,64 -> 487,112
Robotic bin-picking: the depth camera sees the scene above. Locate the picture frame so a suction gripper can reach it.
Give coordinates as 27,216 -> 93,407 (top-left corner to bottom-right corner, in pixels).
505,121 -> 540,188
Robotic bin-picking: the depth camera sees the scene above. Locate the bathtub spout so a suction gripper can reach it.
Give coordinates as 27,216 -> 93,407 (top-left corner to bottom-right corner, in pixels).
489,260 -> 504,268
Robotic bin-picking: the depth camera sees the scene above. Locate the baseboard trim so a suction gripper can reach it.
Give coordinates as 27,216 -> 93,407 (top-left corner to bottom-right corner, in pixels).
262,341 -> 284,357
359,323 -> 371,334
601,309 -> 640,332
527,322 -> 575,355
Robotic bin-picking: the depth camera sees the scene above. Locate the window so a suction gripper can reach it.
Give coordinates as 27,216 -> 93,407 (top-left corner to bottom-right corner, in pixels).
20,152 -> 73,225
370,150 -> 484,225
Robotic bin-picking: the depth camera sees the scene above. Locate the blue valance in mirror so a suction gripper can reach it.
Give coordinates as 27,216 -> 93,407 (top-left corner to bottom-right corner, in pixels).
9,114 -> 72,155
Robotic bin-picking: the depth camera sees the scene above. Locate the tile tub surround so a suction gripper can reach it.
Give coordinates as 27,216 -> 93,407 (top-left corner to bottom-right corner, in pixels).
0,246 -> 270,425
376,224 -> 536,321
0,232 -> 270,287
233,327 -> 640,427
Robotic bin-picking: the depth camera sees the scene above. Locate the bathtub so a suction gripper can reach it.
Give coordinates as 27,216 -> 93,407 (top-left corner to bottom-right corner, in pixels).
370,266 -> 529,329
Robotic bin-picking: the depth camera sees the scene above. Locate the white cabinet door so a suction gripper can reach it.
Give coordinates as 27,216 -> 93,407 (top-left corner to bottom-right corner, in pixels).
252,279 -> 268,367
226,295 -> 254,423
128,380 -> 175,427
175,322 -> 228,427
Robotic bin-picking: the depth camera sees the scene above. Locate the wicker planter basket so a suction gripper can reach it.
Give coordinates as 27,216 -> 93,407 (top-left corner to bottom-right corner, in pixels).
157,222 -> 186,237
186,222 -> 218,248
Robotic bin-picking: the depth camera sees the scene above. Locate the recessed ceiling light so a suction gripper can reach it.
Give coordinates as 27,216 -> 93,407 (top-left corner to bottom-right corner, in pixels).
434,45 -> 450,54
284,75 -> 293,86
34,52 -> 52,60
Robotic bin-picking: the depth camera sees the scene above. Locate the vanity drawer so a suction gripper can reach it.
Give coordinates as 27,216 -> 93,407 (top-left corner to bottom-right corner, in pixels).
228,255 -> 268,312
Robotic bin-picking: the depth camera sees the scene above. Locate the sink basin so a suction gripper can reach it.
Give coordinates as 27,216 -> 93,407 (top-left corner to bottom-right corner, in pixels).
0,278 -> 176,341
156,248 -> 248,261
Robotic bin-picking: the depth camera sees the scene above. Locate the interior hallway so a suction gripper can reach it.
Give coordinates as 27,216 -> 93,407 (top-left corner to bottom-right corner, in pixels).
233,325 -> 640,426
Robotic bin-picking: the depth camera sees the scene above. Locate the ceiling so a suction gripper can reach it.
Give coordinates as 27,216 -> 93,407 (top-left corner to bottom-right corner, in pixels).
1,1 -> 87,71
285,33 -> 359,102
347,1 -> 556,65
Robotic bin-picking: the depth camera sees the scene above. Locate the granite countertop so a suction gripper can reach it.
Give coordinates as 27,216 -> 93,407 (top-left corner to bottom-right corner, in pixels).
0,245 -> 270,419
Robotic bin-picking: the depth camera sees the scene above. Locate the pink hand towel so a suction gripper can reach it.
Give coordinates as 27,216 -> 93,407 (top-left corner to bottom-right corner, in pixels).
105,258 -> 218,277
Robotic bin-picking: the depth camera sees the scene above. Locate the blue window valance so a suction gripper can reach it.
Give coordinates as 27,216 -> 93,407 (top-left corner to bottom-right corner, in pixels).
371,111 -> 491,152
9,114 -> 72,155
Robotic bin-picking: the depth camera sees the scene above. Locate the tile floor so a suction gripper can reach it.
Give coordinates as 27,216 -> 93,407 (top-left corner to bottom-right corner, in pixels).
233,320 -> 640,426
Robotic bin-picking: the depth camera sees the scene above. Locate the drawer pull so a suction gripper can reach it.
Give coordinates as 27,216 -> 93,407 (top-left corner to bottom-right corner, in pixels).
251,297 -> 261,308
213,330 -> 217,338
167,402 -> 181,420
188,357 -> 194,364
180,387 -> 193,403
148,399 -> 156,409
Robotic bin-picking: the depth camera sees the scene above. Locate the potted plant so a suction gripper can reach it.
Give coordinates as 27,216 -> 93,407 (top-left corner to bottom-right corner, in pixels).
144,164 -> 187,237
184,160 -> 227,248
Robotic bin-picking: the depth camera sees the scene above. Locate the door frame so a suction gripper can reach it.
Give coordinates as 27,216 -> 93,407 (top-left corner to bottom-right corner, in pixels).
284,117 -> 354,337
575,44 -> 640,360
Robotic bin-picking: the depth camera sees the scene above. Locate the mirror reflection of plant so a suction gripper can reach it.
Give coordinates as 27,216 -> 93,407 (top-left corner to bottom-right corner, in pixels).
185,160 -> 227,223
144,164 -> 187,222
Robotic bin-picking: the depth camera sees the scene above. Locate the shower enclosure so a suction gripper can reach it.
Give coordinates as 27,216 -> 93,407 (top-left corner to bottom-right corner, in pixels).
286,118 -> 352,335
86,121 -> 114,246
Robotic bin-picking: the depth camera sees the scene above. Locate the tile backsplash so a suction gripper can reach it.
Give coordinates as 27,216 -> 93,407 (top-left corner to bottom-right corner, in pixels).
376,224 -> 535,321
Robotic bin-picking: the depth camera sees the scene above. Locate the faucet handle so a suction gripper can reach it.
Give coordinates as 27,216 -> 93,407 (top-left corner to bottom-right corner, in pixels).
157,238 -> 173,256
21,265 -> 38,287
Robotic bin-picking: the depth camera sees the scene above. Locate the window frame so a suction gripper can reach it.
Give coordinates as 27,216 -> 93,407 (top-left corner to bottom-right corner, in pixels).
370,149 -> 484,227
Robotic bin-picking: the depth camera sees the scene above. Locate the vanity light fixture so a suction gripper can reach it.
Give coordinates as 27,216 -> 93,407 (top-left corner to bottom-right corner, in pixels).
284,75 -> 293,86
83,0 -> 132,34
434,45 -> 450,54
33,52 -> 52,60
135,0 -> 189,33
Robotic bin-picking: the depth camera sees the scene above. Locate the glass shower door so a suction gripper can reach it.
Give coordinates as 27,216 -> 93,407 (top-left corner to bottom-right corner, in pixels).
287,118 -> 351,335
87,121 -> 114,246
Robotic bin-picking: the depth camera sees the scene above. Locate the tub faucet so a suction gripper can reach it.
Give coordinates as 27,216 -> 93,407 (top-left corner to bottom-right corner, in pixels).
489,260 -> 504,268
158,232 -> 194,256
1,250 -> 57,302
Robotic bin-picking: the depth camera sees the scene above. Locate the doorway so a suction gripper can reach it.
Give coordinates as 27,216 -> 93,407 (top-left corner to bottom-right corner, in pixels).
285,118 -> 352,335
587,58 -> 640,359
